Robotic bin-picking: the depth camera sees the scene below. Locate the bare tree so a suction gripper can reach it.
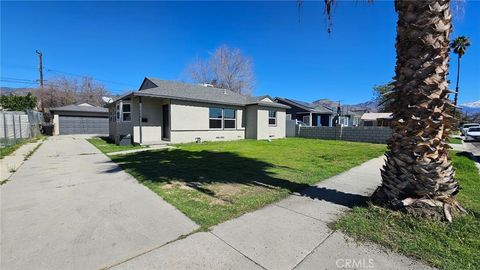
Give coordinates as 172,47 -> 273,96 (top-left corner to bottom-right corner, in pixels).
78,77 -> 109,106
187,45 -> 255,95
39,76 -> 110,113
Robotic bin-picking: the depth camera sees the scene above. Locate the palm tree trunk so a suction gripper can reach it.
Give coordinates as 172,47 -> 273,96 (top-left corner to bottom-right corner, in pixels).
452,54 -> 461,115
372,0 -> 462,221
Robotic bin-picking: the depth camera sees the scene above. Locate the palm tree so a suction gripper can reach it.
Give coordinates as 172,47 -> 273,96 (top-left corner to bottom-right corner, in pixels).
304,0 -> 463,221
450,36 -> 471,115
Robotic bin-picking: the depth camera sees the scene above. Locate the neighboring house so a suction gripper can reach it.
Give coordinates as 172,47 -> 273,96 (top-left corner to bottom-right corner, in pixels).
107,78 -> 290,144
340,108 -> 370,127
50,103 -> 109,135
274,97 -> 333,127
360,112 -> 393,127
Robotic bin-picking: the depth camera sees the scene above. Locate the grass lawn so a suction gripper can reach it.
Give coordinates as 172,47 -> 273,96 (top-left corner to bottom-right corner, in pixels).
335,151 -> 480,270
0,135 -> 44,159
447,137 -> 463,144
87,137 -> 147,154
99,138 -> 386,228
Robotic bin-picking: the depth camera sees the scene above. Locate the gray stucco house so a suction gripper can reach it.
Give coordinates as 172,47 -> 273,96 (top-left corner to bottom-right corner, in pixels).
107,78 -> 290,144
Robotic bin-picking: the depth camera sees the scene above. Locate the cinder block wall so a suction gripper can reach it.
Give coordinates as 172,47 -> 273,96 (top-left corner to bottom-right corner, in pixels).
297,126 -> 391,144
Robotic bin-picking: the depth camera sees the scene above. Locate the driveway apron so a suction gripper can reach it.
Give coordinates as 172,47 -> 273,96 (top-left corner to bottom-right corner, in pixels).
1,135 -> 198,270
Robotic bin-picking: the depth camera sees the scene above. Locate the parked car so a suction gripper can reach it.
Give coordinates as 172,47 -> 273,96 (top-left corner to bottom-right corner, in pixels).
460,123 -> 480,135
465,126 -> 480,141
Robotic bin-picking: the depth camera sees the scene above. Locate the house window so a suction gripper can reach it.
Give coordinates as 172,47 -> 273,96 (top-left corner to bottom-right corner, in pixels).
122,102 -> 131,122
269,110 -> 277,126
116,103 -> 121,122
209,107 -> 223,129
223,109 -> 236,129
303,115 -> 310,126
209,107 -> 237,129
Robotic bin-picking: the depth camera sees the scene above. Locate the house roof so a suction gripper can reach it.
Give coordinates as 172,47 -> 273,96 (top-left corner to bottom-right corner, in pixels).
275,97 -> 333,114
361,112 -> 393,121
114,78 -> 290,109
50,103 -> 108,113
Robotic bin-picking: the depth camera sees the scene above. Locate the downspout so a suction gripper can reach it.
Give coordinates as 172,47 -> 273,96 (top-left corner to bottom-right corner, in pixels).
139,96 -> 143,145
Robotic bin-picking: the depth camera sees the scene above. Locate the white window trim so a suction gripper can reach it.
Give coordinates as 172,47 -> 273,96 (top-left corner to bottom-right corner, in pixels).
122,101 -> 131,122
209,108 -> 237,130
268,110 -> 277,127
115,101 -> 132,122
209,107 -> 224,130
223,109 -> 236,130
115,103 -> 121,122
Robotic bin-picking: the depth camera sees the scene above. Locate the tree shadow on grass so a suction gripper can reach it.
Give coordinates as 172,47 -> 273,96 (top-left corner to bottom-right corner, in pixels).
455,151 -> 480,164
106,148 -> 368,208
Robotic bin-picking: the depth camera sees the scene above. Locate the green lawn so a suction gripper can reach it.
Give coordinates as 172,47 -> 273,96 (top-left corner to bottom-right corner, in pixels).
87,137 -> 147,154
0,135 -> 44,159
98,138 -> 386,228
447,137 -> 463,144
335,151 -> 480,270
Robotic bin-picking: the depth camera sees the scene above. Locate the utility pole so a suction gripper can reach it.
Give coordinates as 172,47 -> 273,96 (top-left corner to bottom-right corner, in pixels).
35,50 -> 44,88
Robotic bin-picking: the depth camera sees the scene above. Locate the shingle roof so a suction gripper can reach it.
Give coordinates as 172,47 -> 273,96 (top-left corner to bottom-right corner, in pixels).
275,97 -> 333,114
132,78 -> 289,109
50,104 -> 108,113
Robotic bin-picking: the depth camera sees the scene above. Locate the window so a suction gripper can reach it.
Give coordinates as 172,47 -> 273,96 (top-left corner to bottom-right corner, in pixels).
116,103 -> 121,121
209,108 -> 223,129
269,110 -> 277,126
122,102 -> 131,122
209,108 -> 237,129
224,109 -> 236,129
303,115 -> 310,126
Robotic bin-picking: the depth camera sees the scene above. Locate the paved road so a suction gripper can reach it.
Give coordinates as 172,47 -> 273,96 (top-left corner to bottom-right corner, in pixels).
1,135 -> 198,270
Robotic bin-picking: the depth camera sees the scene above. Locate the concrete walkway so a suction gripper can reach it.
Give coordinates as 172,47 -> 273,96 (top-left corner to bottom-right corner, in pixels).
111,157 -> 433,270
1,135 -> 198,270
0,139 -> 43,181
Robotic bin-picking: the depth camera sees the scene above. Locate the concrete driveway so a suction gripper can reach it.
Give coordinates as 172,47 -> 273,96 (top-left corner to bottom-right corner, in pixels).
1,135 -> 198,270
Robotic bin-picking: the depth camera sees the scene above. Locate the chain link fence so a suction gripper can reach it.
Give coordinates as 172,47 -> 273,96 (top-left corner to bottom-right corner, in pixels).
0,110 -> 44,148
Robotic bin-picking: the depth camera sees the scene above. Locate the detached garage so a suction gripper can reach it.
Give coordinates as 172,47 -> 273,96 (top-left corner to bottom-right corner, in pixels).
50,103 -> 109,135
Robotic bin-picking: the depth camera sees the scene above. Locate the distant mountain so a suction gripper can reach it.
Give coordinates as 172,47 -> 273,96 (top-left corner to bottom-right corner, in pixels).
0,87 -> 38,97
312,98 -> 379,113
460,100 -> 480,114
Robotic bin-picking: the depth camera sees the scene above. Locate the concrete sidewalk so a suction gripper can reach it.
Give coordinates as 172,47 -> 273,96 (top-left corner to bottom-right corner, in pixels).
1,135 -> 198,270
0,139 -> 43,181
112,157 -> 433,270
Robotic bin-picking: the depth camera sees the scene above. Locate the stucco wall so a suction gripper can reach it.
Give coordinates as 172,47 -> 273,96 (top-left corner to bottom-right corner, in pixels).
132,97 -> 166,143
170,100 -> 244,131
256,106 -> 286,140
170,130 -> 245,144
169,99 -> 245,143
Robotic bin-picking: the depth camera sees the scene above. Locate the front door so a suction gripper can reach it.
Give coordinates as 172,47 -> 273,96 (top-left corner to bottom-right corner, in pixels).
162,104 -> 170,140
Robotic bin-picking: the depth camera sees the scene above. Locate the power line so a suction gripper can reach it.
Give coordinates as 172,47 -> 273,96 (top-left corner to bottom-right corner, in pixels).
46,68 -> 136,88
0,77 -> 37,83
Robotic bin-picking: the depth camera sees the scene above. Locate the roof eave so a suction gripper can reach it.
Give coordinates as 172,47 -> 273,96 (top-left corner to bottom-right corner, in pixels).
133,92 -> 246,107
